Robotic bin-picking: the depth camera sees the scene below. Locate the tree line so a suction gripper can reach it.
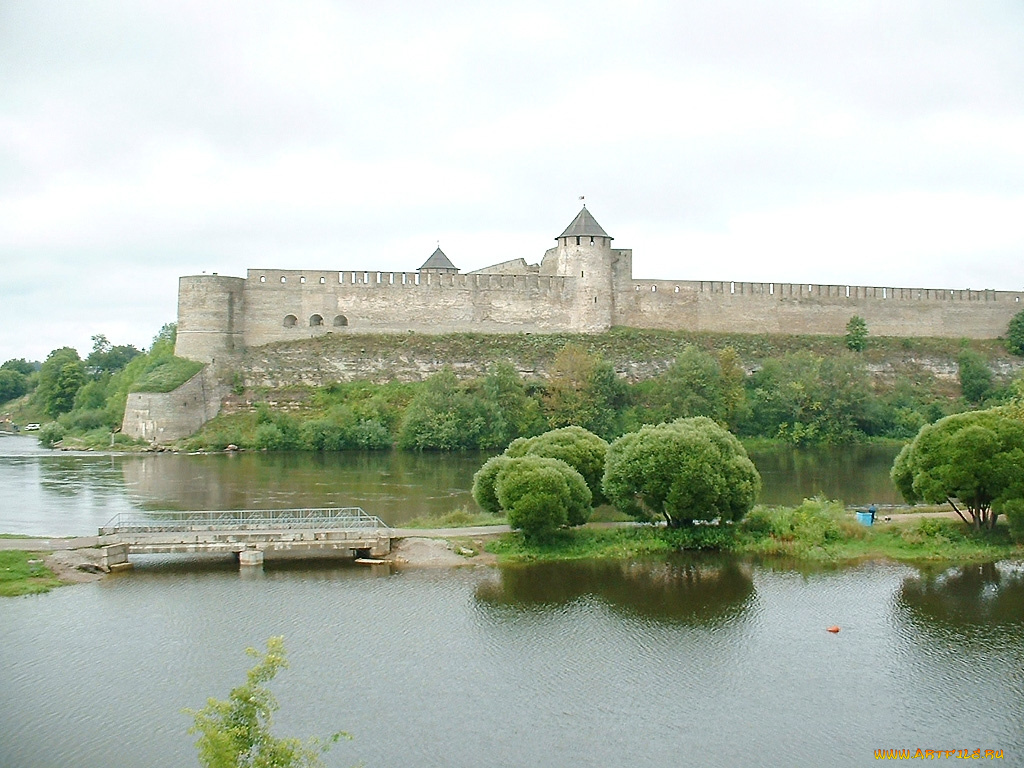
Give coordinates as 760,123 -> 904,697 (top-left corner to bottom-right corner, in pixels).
192,340 -> 1020,452
4,313 -> 1023,450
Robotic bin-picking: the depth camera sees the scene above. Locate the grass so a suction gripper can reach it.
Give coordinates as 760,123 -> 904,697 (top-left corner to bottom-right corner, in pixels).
484,498 -> 1024,565
130,357 -> 204,393
401,507 -> 507,529
0,550 -> 63,597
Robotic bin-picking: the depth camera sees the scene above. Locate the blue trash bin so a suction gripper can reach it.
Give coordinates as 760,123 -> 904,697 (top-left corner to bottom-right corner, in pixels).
856,510 -> 873,526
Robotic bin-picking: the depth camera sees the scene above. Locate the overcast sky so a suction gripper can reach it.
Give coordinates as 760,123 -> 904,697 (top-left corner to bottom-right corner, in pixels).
2,0 -> 1023,362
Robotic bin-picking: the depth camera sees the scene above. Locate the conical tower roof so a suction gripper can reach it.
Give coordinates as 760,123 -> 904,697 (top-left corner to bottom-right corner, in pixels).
418,246 -> 458,272
557,207 -> 612,240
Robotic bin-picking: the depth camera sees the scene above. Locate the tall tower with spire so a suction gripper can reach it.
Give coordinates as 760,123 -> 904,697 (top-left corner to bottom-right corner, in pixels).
540,206 -> 624,331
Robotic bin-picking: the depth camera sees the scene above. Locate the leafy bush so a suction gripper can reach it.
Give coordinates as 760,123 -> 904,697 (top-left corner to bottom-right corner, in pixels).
845,315 -> 868,351
471,455 -> 513,514
397,368 -> 503,450
998,498 -> 1024,543
1007,309 -> 1024,356
504,425 -> 609,505
495,455 -> 592,539
603,417 -> 760,527
957,348 -> 993,404
38,422 -> 65,448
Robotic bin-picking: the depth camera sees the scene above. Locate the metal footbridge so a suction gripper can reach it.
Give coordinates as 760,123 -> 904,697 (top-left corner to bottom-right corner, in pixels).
97,507 -> 392,568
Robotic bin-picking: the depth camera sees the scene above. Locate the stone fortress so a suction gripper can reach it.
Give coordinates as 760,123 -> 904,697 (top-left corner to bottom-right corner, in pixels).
175,207 -> 1023,365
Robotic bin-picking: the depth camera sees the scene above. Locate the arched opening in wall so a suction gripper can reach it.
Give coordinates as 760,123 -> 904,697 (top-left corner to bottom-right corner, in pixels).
310,314 -> 323,327
260,275 -> 267,283
281,276 -> 287,283
651,285 -> 657,292
730,282 -> 735,294
674,286 -> 679,293
283,315 -> 297,327
300,276 -> 306,283
319,276 -> 326,284
576,236 -> 581,245
590,236 -> 595,244
333,315 -> 348,327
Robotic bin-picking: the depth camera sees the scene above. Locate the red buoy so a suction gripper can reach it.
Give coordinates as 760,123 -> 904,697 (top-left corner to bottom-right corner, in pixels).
826,625 -> 841,633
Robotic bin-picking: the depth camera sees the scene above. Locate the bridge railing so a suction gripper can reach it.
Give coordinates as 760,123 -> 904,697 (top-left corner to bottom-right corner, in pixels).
100,507 -> 390,535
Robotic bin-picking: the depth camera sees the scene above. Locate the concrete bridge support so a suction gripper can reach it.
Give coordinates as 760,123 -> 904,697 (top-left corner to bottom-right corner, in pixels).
100,543 -> 132,572
238,549 -> 265,567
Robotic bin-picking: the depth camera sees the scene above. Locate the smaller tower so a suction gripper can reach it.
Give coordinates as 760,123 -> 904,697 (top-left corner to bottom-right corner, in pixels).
418,246 -> 459,274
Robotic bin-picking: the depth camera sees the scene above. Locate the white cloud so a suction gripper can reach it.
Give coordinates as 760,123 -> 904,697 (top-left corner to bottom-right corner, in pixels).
1,0 -> 1023,361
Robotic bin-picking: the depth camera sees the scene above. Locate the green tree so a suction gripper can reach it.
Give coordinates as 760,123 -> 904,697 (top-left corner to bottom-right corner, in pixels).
891,408 -> 1024,531
504,425 -> 609,505
495,455 -> 592,538
603,417 -> 761,528
480,361 -> 545,444
36,349 -> 86,418
958,348 -> 993,404
636,346 -> 725,425
717,346 -> 749,429
845,315 -> 868,351
1,358 -> 36,376
744,351 -> 872,444
397,367 -> 502,450
543,345 -> 627,439
0,368 -> 28,404
186,637 -> 345,768
1007,309 -> 1024,356
86,334 -> 141,374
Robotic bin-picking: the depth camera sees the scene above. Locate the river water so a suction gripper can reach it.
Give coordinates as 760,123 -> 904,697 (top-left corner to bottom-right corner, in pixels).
0,434 -> 902,536
2,434 -> 1022,767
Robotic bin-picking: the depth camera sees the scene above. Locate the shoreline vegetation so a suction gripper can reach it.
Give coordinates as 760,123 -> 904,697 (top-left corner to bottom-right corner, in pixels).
5,325 -> 1023,454
4,499 -> 1021,597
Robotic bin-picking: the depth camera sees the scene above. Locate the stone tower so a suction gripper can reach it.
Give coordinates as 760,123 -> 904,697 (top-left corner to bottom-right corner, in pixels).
541,206 -> 623,331
175,274 -> 245,363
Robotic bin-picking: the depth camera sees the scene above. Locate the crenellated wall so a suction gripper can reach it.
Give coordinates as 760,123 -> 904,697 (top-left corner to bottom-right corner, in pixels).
615,280 -> 1023,338
174,211 -> 1024,366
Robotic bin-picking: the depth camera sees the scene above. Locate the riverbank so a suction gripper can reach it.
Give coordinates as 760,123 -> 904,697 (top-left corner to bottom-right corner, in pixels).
4,502 -> 1020,596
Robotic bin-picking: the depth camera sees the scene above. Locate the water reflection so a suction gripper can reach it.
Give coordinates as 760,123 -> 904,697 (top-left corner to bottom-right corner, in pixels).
121,450 -> 486,523
749,443 -> 902,505
1,434 -> 905,536
476,554 -> 755,625
898,562 -> 1024,629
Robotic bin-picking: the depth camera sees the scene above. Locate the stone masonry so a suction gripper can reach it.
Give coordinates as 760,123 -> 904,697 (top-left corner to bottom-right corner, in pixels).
175,207 -> 1023,365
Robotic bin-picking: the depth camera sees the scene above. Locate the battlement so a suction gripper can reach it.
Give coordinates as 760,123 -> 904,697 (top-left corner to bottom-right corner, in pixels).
629,279 -> 1022,304
245,268 -> 570,292
175,207 -> 1024,365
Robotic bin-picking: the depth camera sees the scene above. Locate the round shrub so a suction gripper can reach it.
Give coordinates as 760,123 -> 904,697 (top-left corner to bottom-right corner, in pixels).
503,425 -> 609,505
472,455 -> 513,514
495,456 -> 592,539
603,417 -> 761,527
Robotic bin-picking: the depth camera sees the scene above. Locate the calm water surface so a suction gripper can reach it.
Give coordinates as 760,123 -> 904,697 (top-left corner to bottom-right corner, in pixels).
1,556 -> 1022,767
3,433 -> 1020,767
0,434 -> 901,536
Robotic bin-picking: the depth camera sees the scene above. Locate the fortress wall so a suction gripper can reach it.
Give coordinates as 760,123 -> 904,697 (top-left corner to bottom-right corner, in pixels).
122,365 -> 226,443
616,280 -> 1024,337
239,269 -> 581,346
